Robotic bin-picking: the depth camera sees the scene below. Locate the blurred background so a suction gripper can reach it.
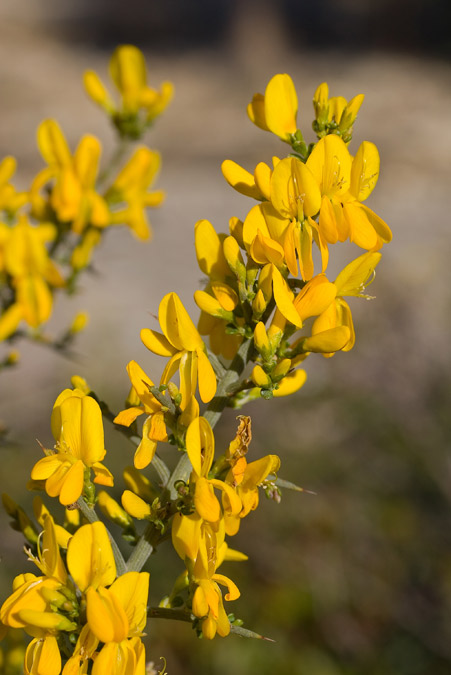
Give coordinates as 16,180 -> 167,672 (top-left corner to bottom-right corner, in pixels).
1,1 -> 451,673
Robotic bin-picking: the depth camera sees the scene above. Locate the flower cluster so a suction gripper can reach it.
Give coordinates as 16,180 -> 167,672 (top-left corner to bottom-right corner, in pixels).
1,70 -> 391,673
0,45 -> 171,370
1,516 -> 148,674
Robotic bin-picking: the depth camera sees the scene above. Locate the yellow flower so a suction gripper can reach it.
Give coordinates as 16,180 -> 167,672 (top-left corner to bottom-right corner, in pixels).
31,389 -> 113,506
84,44 -> 173,136
141,292 -> 217,405
185,417 -> 241,528
114,360 -> 168,469
313,82 -> 364,142
248,74 -> 298,142
66,522 -> 117,592
224,454 -> 280,535
191,573 -> 239,639
0,217 -> 64,336
32,120 -> 109,233
107,147 -> 165,240
306,135 -> 392,250
310,251 -> 382,357
24,636 -> 61,675
0,574 -> 73,636
85,572 -> 149,674
0,155 -> 27,214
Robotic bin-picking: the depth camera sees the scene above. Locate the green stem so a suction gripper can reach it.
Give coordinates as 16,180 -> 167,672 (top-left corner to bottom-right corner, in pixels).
148,607 -> 274,640
126,522 -> 156,572
148,606 -> 192,622
98,138 -> 130,188
76,497 -> 127,576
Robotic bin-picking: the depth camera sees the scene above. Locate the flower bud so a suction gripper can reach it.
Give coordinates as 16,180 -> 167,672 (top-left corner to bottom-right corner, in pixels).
121,490 -> 151,520
252,289 -> 267,318
194,291 -> 234,321
272,358 -> 291,382
70,312 -> 89,335
251,365 -> 271,388
97,490 -> 133,528
223,236 -> 246,281
253,322 -> 271,358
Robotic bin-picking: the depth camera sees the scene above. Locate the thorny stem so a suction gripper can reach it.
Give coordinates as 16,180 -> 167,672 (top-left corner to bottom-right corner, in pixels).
148,607 -> 274,640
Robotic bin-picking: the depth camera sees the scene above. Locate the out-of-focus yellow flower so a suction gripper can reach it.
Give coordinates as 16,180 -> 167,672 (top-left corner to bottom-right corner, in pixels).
141,292 -> 217,405
0,156 -> 27,214
69,311 -> 89,335
32,120 -> 109,234
107,147 -> 165,240
31,389 -> 113,505
84,45 -> 173,138
0,217 -> 64,338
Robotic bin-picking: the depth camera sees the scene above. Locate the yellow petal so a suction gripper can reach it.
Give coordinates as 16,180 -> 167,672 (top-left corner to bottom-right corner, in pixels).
109,571 -> 149,634
194,219 -> 230,279
59,395 -> 105,466
293,275 -> 336,322
114,406 -> 144,427
247,92 -> 269,131
109,45 -> 146,107
37,119 -> 71,167
273,369 -> 307,396
343,202 -> 378,250
67,521 -> 116,591
359,204 -> 392,243
242,203 -> 271,254
121,490 -> 151,519
186,416 -> 215,477
302,326 -> 351,353
159,292 -> 203,352
74,135 -> 101,188
126,360 -> 161,412
254,161 -> 272,201
197,348 -> 217,403
221,160 -> 263,200
134,416 -> 158,469
307,135 -> 352,198
0,303 -> 22,340
86,586 -> 129,643
350,141 -> 380,201
334,251 -> 382,297
271,266 -> 303,328
194,476 -> 221,523
172,512 -> 202,561
212,573 -> 240,601
83,70 -> 111,107
140,328 -> 176,357
264,74 -> 298,141
25,636 -> 61,675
